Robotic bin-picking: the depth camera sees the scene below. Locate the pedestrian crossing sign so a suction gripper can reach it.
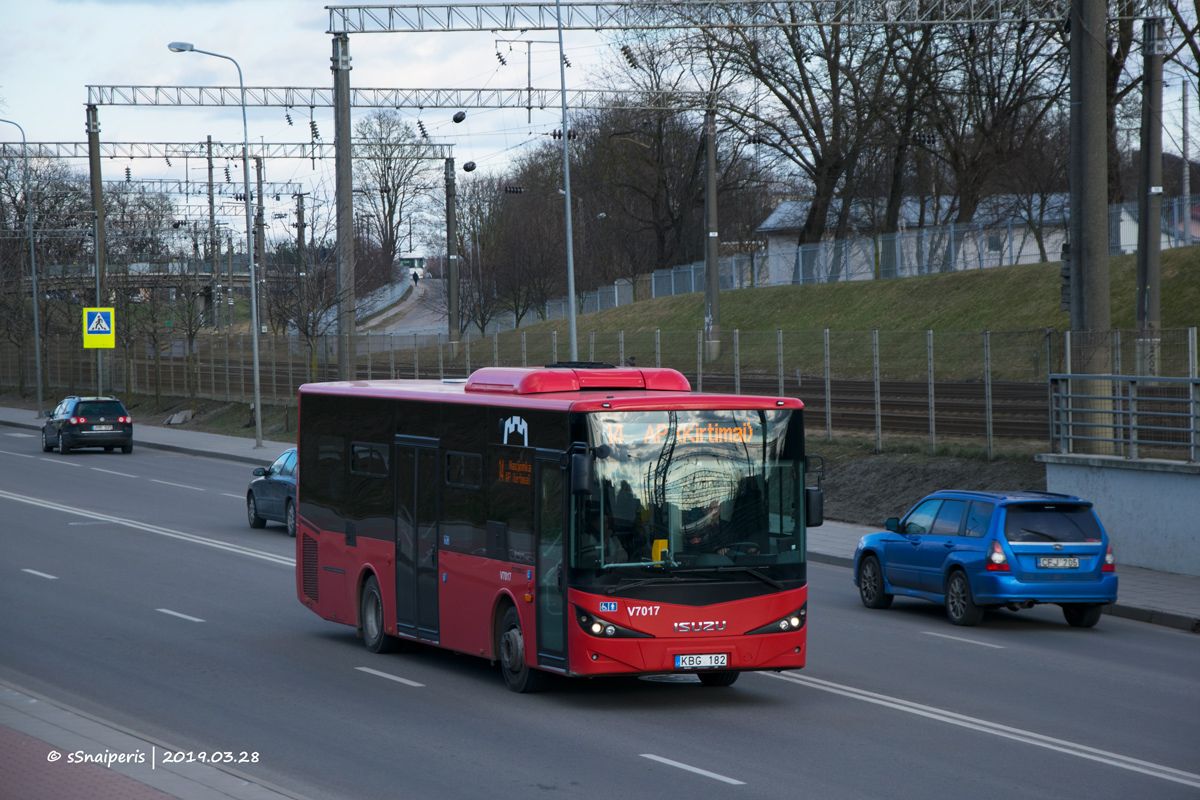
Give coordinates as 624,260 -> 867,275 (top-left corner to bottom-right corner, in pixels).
83,308 -> 115,349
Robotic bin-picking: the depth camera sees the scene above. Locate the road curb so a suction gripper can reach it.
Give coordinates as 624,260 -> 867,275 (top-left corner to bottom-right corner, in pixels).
0,419 -> 277,467
1104,602 -> 1200,633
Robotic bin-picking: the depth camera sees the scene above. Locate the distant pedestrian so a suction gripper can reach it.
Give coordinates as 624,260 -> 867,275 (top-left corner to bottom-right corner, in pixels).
412,270 -> 420,286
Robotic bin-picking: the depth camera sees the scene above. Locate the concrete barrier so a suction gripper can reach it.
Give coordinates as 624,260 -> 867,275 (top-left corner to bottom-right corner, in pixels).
1037,453 -> 1200,577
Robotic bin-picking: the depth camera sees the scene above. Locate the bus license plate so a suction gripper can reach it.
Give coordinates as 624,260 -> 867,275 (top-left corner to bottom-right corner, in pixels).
675,653 -> 727,669
1037,557 -> 1079,569
92,425 -> 113,431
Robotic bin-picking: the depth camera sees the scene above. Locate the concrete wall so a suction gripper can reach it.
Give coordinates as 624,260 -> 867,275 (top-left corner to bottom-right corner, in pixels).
1037,454 -> 1200,577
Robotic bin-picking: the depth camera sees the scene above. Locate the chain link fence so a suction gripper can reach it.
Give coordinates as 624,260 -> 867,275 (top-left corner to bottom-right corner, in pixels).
5,327 -> 1196,458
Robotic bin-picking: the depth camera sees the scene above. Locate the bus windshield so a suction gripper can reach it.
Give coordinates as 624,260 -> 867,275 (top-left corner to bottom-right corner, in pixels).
575,409 -> 804,580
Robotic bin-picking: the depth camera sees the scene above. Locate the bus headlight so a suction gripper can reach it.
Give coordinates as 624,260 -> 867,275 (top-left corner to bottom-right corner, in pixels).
576,610 -> 654,639
745,604 -> 807,635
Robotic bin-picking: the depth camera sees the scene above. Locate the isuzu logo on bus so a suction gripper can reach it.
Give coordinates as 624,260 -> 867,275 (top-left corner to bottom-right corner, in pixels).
674,620 -> 727,632
502,416 -> 528,446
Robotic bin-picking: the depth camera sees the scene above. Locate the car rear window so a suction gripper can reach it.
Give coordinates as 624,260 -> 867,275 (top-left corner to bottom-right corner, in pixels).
76,401 -> 126,417
1003,504 -> 1103,543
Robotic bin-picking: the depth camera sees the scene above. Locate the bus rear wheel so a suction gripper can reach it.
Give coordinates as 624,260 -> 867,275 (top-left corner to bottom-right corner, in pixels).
698,671 -> 740,687
361,575 -> 398,654
496,605 -> 547,693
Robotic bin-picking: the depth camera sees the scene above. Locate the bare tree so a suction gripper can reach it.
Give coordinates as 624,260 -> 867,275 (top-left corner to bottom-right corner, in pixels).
353,110 -> 438,279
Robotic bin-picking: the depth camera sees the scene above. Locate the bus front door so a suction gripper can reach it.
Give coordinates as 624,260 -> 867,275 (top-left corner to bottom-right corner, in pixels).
395,437 -> 440,641
535,453 -> 567,669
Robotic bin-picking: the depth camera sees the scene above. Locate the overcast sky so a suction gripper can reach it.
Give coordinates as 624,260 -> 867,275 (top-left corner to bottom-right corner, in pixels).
0,0 -> 612,244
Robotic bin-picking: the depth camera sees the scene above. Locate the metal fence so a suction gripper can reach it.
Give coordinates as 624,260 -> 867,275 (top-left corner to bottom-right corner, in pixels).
4,326 -> 1196,459
1051,373 -> 1200,462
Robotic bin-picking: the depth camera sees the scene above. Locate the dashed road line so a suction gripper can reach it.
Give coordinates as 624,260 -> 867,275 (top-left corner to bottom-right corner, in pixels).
151,479 -> 204,491
39,458 -> 81,466
157,609 -> 205,623
222,493 -> 244,500
763,672 -> 1200,790
355,667 -> 425,688
922,631 -> 1005,649
640,754 -> 745,785
21,569 -> 57,580
92,467 -> 138,478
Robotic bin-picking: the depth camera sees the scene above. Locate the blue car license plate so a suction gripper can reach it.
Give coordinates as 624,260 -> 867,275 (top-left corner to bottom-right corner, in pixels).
1037,557 -> 1079,569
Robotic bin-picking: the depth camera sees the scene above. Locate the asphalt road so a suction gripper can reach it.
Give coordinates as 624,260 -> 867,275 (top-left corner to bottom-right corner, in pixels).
2,433 -> 1198,800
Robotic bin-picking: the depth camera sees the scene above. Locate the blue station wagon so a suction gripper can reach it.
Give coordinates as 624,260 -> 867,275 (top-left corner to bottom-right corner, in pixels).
853,491 -> 1118,627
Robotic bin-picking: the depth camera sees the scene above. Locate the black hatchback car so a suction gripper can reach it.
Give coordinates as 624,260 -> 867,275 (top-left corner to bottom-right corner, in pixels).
42,396 -> 133,454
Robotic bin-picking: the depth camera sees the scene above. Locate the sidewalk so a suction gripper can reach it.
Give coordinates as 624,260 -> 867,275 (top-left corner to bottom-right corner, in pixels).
0,680 -> 307,800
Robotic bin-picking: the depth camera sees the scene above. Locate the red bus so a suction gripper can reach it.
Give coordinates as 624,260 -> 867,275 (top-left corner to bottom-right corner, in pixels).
295,363 -> 823,692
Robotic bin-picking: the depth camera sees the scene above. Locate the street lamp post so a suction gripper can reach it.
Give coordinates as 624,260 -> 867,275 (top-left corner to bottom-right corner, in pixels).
0,119 -> 45,418
169,42 -> 263,447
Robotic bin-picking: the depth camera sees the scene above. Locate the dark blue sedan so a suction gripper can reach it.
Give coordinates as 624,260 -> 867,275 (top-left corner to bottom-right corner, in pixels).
247,448 -> 297,537
853,491 -> 1118,627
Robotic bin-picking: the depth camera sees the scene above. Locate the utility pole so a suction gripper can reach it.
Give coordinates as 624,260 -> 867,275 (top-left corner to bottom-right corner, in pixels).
445,157 -> 459,343
255,156 -> 266,333
207,135 -> 219,330
1136,16 -> 1164,376
1184,79 -> 1192,247
85,104 -> 107,315
295,192 -> 308,331
332,33 -> 355,379
703,108 -> 720,361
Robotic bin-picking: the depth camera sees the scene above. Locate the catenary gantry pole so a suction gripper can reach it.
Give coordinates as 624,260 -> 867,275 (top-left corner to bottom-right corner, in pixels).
333,34 -> 356,380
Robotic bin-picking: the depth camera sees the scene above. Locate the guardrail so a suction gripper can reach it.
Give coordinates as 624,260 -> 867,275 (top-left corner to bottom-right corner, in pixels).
1050,374 -> 1200,462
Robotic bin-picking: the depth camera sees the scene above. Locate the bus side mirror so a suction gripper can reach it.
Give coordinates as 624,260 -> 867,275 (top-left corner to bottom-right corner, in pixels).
805,487 -> 824,528
570,453 -> 593,495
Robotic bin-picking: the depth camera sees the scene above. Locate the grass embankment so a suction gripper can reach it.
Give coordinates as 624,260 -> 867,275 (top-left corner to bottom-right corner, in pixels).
527,248 -> 1200,334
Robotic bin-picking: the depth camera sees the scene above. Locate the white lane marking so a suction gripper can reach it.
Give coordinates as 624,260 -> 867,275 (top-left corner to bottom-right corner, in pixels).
640,754 -> 745,785
92,468 -> 138,478
39,458 -> 81,466
0,449 -> 36,459
151,479 -> 204,491
0,489 -> 293,567
355,667 -> 425,688
923,631 -> 1005,649
157,608 -> 205,623
222,493 -> 244,500
21,569 -> 58,580
764,673 -> 1200,790
69,521 -> 112,526
4,432 -> 35,437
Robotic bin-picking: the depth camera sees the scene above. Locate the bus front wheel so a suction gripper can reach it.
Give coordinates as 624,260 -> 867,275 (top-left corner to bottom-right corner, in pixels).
698,671 -> 740,687
496,605 -> 547,693
361,575 -> 398,654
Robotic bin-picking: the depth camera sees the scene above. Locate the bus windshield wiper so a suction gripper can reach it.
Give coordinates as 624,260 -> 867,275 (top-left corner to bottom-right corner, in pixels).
714,566 -> 785,589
